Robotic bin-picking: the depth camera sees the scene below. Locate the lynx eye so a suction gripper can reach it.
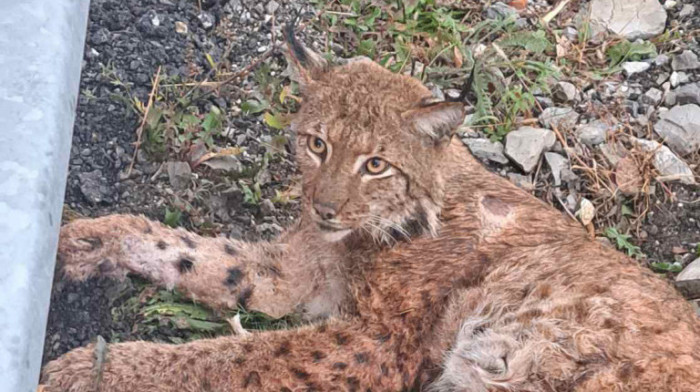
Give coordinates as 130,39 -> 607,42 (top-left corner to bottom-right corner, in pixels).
308,136 -> 327,157
365,157 -> 389,175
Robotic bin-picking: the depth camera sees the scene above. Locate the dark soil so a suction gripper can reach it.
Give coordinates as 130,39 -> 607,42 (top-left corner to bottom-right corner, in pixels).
641,184 -> 700,269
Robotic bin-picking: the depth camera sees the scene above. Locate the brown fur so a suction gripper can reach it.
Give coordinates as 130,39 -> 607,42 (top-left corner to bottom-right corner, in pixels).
42,37 -> 700,391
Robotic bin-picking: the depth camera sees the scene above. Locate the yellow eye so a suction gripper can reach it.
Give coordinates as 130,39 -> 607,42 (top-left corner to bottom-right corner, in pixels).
365,157 -> 389,175
308,136 -> 327,156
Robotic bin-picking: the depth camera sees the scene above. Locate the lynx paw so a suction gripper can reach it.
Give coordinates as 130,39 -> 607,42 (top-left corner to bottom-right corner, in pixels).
57,215 -> 154,280
41,344 -> 98,392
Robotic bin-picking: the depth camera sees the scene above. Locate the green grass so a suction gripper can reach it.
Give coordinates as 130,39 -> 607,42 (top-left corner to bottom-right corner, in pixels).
312,0 -> 563,140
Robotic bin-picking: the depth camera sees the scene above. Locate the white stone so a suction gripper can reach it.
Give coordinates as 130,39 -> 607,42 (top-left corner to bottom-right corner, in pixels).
680,4 -> 696,18
505,127 -> 557,173
463,138 -> 509,164
576,120 -> 609,146
640,88 -> 663,106
635,138 -> 696,184
545,152 -> 568,186
589,0 -> 667,40
677,258 -> 700,281
539,107 -> 579,130
672,50 -> 700,71
653,104 -> 700,156
621,61 -> 651,76
670,71 -> 690,88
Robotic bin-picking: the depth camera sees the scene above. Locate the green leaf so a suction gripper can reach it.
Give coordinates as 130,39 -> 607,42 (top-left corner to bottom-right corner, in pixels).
241,99 -> 269,115
500,30 -> 552,54
357,39 -> 377,57
606,40 -> 657,66
240,182 -> 262,205
182,318 -> 226,332
264,112 -> 289,130
604,227 -> 644,258
164,208 -> 182,228
178,114 -> 200,130
650,262 -> 683,273
202,106 -> 222,134
621,204 -> 634,216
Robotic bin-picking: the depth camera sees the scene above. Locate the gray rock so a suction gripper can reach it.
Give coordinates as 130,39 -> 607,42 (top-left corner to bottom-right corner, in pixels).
260,199 -> 276,215
679,4 -> 696,18
485,2 -> 517,20
670,71 -> 690,88
655,54 -> 671,67
536,96 -> 554,108
665,83 -> 700,106
539,107 -> 579,130
598,143 -> 625,166
198,12 -> 215,30
656,72 -> 670,86
201,155 -> 243,173
640,88 -> 663,106
621,61 -> 651,76
504,126 -> 557,173
463,138 -> 509,164
563,27 -> 578,41
653,104 -> 700,156
677,258 -> 700,281
507,173 -> 534,191
545,152 -> 568,186
672,50 -> 700,71
589,0 -> 667,40
635,138 -> 696,184
553,81 -> 578,102
167,161 -> 192,190
78,170 -> 107,204
265,0 -> 280,14
576,120 -> 609,146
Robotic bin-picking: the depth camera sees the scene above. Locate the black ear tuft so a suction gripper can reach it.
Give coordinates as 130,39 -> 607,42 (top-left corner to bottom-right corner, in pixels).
445,61 -> 478,104
283,11 -> 308,67
282,11 -> 328,87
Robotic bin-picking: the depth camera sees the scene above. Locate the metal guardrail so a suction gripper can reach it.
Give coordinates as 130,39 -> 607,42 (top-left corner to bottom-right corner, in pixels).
0,1 -> 90,390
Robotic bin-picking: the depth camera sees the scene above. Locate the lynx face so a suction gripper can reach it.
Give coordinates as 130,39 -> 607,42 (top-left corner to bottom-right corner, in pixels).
286,34 -> 465,243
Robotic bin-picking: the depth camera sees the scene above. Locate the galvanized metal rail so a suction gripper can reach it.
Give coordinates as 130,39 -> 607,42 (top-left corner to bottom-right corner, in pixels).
0,1 -> 90,390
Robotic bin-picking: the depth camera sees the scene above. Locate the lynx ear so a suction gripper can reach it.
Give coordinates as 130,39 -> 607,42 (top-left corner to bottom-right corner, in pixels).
402,102 -> 465,144
283,21 -> 328,87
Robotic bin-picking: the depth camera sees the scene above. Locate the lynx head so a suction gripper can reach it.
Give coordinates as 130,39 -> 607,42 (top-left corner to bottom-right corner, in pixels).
285,26 -> 466,243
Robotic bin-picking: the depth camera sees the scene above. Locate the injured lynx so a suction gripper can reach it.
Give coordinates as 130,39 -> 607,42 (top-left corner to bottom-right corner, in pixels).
42,24 -> 700,392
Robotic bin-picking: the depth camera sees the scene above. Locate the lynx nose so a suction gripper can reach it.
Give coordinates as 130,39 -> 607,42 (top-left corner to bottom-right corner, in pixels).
313,202 -> 338,220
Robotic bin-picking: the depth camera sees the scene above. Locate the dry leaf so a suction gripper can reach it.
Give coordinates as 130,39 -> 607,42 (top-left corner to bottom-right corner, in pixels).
453,46 -> 463,68
615,156 -> 643,196
509,0 -> 528,10
672,246 -> 688,255
576,198 -> 595,226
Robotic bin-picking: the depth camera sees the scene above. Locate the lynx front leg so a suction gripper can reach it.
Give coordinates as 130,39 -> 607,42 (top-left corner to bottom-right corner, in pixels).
58,215 -> 346,318
41,322 -> 404,392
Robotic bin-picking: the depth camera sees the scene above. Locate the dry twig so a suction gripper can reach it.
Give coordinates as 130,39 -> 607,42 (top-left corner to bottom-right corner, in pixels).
127,66 -> 162,176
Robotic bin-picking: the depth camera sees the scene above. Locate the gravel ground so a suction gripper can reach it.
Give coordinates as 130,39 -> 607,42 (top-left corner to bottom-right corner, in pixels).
44,0 -> 700,364
44,0 -> 312,363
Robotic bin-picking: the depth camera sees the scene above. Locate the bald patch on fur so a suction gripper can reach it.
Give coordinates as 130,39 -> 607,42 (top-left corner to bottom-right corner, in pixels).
479,195 -> 514,237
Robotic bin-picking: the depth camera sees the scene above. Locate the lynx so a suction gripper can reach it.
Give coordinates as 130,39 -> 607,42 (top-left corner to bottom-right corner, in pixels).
42,25 -> 700,391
